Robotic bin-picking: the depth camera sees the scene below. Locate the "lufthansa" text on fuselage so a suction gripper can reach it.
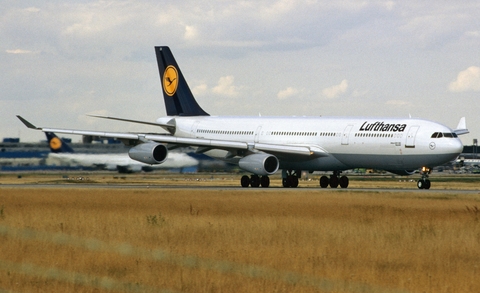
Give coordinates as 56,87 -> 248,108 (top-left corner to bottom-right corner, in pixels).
359,121 -> 407,132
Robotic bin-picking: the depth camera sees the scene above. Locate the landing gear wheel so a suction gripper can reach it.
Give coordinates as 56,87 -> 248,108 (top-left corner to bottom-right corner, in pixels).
260,176 -> 270,188
241,175 -> 250,187
319,176 -> 329,188
291,176 -> 299,188
339,176 -> 349,188
417,179 -> 424,189
282,175 -> 299,188
282,170 -> 300,188
418,179 -> 431,189
418,167 -> 432,190
329,176 -> 339,188
250,175 -> 260,188
424,179 -> 431,189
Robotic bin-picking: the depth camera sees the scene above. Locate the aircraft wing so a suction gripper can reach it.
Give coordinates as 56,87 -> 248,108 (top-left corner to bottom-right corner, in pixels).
17,115 -> 327,157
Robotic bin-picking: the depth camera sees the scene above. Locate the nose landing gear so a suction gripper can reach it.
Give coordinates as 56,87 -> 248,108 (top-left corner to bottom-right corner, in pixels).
417,167 -> 431,189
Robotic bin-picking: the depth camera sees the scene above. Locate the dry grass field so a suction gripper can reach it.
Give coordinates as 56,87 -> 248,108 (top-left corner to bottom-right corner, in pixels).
1,173 -> 480,292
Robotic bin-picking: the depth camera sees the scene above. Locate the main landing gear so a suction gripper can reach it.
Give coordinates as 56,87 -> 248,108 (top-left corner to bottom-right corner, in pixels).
319,171 -> 349,188
417,167 -> 431,189
240,170 -> 301,188
241,174 -> 270,188
282,170 -> 300,188
240,170 -> 351,188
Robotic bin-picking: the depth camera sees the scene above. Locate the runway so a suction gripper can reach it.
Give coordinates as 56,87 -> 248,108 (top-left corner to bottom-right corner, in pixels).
2,182 -> 480,195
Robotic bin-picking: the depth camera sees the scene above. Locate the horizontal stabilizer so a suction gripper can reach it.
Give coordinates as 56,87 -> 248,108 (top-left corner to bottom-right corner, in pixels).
88,114 -> 176,134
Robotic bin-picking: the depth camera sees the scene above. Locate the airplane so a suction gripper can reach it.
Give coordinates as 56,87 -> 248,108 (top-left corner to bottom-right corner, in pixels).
44,131 -> 199,173
18,46 -> 468,189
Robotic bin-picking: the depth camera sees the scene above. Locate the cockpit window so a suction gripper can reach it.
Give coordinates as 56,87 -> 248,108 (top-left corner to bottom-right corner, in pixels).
431,132 -> 457,138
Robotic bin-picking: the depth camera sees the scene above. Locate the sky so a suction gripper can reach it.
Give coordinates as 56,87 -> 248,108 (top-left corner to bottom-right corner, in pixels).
1,0 -> 479,144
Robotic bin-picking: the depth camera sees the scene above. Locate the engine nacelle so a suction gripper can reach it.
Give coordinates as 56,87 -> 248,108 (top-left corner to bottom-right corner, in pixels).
128,143 -> 168,165
238,153 -> 279,175
387,169 -> 417,176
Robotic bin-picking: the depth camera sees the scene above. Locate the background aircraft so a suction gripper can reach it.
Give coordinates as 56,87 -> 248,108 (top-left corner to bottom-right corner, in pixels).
44,132 -> 199,173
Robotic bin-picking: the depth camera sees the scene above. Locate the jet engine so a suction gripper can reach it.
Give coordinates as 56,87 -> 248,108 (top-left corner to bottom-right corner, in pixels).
238,153 -> 279,175
386,170 -> 417,176
128,142 -> 168,165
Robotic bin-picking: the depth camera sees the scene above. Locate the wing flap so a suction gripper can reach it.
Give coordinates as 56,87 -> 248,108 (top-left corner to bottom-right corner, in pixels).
255,143 -> 328,157
144,134 -> 249,149
42,127 -> 139,140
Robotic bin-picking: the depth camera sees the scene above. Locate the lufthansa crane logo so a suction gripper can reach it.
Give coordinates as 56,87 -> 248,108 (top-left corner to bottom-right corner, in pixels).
50,137 -> 62,150
163,66 -> 178,96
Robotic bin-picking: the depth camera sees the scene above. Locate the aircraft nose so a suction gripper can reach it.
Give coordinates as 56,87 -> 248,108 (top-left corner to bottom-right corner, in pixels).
450,138 -> 464,155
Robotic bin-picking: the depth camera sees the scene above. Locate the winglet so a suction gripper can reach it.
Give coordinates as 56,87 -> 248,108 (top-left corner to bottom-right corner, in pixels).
453,117 -> 469,135
17,115 -> 39,130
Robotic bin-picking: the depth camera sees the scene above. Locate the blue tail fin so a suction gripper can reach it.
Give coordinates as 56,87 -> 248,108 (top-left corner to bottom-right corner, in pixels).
155,46 -> 209,116
45,132 -> 74,153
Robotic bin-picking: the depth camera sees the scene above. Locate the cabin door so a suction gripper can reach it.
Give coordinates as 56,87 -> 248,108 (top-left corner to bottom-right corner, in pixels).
191,121 -> 200,137
405,126 -> 419,148
342,125 -> 354,145
254,126 -> 263,143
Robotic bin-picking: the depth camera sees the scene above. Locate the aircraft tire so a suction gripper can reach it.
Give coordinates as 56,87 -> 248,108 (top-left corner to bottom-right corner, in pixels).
339,176 -> 349,188
417,179 -> 424,189
241,175 -> 250,187
320,176 -> 329,188
250,175 -> 260,187
261,176 -> 270,188
290,176 -> 299,188
282,178 -> 290,187
424,179 -> 431,189
329,176 -> 339,188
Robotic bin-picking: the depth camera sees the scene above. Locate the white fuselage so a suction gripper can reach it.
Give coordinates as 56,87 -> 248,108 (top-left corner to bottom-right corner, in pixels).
158,116 -> 463,172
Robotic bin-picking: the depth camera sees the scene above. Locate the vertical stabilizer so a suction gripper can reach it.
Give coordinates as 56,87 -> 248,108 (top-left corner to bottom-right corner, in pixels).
155,46 -> 209,116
